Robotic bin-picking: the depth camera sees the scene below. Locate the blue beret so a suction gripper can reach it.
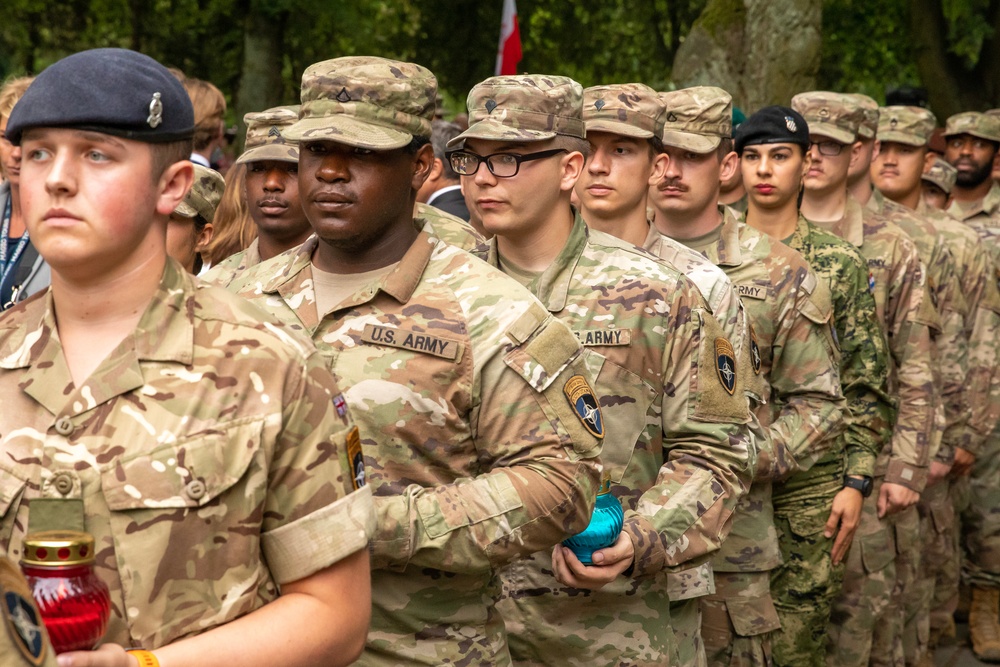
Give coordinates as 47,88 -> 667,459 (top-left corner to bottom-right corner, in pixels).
734,106 -> 810,154
5,48 -> 194,145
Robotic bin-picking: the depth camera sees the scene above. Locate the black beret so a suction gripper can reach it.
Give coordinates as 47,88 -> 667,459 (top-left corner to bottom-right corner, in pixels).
734,106 -> 810,155
6,48 -> 194,145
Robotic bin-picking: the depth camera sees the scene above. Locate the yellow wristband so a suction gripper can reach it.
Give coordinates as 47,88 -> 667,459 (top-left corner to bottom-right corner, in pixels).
127,650 -> 160,667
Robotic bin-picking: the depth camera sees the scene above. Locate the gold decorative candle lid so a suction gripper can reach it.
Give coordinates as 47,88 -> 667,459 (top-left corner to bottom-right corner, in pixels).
21,531 -> 96,567
598,473 -> 613,495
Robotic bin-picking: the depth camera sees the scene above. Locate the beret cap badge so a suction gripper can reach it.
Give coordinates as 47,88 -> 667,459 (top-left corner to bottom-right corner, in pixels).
147,92 -> 163,129
785,116 -> 797,132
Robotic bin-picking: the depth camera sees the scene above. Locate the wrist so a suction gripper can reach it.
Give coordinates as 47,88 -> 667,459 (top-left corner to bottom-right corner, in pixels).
843,475 -> 873,498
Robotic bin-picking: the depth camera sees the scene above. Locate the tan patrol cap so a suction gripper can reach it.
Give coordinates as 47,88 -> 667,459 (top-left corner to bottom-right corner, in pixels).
847,94 -> 879,140
877,106 -> 936,146
175,164 -> 225,222
283,56 -> 435,149
791,91 -> 864,144
237,105 -> 300,165
657,86 -> 732,153
945,112 -> 1000,143
582,83 -> 662,139
988,109 -> 1000,119
450,74 -> 585,148
922,156 -> 957,194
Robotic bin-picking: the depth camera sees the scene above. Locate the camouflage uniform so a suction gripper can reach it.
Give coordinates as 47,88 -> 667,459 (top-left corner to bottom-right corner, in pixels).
454,74 -> 754,667
654,88 -> 845,667
922,158 -> 957,199
794,91 -> 937,667
0,259 -> 374,648
414,201 -> 486,252
1,557 -> 57,667
774,215 -> 894,667
943,113 -> 1000,601
203,106 -> 301,289
227,59 -> 604,666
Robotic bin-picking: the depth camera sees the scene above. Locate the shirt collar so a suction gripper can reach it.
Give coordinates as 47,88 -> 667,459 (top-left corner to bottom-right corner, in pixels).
426,184 -> 463,207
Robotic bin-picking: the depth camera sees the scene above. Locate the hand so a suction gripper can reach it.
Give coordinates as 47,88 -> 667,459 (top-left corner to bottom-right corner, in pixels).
877,482 -> 920,518
951,447 -> 976,477
551,532 -> 635,590
927,460 -> 953,487
57,644 -> 138,667
825,487 -> 863,565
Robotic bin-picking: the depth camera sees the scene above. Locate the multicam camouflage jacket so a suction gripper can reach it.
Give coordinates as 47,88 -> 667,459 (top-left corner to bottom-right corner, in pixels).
489,213 -> 754,666
0,259 -> 373,649
226,220 -> 602,666
807,196 -> 936,491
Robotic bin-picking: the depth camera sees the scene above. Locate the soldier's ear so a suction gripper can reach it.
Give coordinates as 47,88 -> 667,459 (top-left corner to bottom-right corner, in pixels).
558,150 -> 585,193
649,152 -> 669,185
411,143 -> 435,191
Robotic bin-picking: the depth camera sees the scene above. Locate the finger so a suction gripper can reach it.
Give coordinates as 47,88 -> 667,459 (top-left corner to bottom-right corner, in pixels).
591,541 -> 628,566
825,506 -> 842,538
551,546 -> 571,585
563,548 -> 596,579
877,488 -> 888,518
831,527 -> 855,566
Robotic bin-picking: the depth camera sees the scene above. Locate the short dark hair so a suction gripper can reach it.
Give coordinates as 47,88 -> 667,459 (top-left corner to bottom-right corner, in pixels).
553,134 -> 591,159
150,139 -> 194,181
430,120 -> 462,179
406,135 -> 431,155
717,137 -> 734,159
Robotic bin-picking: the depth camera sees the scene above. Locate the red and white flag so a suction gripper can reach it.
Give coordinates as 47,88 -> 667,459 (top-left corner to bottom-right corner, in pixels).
495,0 -> 522,76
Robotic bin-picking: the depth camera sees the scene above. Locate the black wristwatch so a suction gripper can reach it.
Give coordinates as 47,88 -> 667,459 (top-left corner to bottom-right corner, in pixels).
843,475 -> 873,498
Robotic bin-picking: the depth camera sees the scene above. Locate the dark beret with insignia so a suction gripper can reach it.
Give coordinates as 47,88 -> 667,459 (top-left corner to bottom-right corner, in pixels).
734,105 -> 810,155
5,48 -> 194,145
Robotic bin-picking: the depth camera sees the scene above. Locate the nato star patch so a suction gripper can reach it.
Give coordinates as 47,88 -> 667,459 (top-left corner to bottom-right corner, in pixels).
715,337 -> 737,395
563,375 -> 604,438
749,326 -> 762,375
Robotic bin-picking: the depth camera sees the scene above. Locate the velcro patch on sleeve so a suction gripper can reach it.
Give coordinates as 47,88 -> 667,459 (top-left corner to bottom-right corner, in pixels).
360,323 -> 463,361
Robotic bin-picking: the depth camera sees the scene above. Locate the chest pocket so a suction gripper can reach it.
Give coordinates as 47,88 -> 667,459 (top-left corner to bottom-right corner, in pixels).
101,419 -> 267,647
581,348 -> 657,484
0,467 -> 27,551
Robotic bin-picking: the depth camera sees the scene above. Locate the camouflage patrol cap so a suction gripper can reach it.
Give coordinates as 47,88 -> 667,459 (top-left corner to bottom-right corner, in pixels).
848,94 -> 879,140
922,156 -> 958,194
657,87 -> 732,153
988,109 -> 1000,119
791,91 -> 864,144
236,105 -> 300,165
944,112 -> 1000,143
175,164 -> 224,223
877,106 -> 936,146
282,56 -> 435,149
449,74 -> 585,147
582,83 -> 663,139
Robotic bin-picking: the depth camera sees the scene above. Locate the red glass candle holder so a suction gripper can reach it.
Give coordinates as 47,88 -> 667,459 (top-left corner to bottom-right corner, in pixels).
20,530 -> 111,654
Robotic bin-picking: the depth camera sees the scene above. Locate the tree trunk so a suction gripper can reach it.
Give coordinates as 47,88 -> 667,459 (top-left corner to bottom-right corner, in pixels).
671,0 -> 821,112
234,0 -> 286,152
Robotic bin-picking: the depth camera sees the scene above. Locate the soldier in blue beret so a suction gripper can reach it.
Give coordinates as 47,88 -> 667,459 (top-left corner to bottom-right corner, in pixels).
1,48 -> 374,667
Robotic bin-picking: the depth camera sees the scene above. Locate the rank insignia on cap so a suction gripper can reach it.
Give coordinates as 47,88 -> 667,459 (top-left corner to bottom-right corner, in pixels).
485,99 -> 498,114
749,326 -> 762,375
594,99 -> 605,111
890,117 -> 898,129
666,112 -> 678,123
715,337 -> 737,395
868,271 -> 876,294
346,426 -> 365,491
147,92 -> 163,129
333,393 -> 348,417
819,108 -> 829,118
1,561 -> 47,666
563,374 -> 604,438
785,116 -> 797,133
268,126 -> 282,139
336,87 -> 352,103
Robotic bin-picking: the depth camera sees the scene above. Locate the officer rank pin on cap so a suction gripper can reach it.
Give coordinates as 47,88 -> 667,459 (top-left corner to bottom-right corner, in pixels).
5,48 -> 194,145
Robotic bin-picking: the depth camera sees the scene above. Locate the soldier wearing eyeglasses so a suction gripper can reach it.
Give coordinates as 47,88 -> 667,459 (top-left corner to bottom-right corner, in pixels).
450,73 -> 756,666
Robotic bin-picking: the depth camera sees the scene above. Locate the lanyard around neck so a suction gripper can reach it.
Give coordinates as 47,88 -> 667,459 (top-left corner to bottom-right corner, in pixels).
0,196 -> 31,297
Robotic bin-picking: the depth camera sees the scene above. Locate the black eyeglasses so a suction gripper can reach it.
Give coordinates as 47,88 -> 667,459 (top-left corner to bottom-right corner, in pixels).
448,148 -> 568,178
810,141 -> 845,156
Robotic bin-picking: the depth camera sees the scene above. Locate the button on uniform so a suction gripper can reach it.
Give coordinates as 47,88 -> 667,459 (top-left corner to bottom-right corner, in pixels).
53,472 -> 74,496
53,417 -> 73,436
184,479 -> 206,501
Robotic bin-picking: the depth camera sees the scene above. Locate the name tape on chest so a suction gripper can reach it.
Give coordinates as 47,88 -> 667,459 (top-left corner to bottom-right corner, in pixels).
574,329 -> 632,347
361,324 -> 462,361
736,284 -> 767,300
